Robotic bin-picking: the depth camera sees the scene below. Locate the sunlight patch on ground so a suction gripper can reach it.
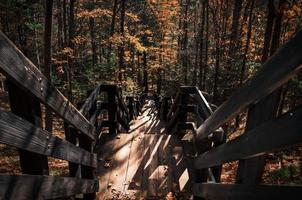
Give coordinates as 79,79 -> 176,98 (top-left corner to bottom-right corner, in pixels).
144,135 -> 164,170
179,168 -> 189,191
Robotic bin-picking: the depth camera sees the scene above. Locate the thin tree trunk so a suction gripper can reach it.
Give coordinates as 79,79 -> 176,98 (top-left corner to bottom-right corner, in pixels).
63,0 -> 67,46
108,0 -> 118,62
182,0 -> 190,84
67,0 -> 75,102
239,0 -> 255,85
261,0 -> 275,63
198,1 -> 205,88
57,0 -> 63,49
89,1 -> 97,66
225,0 -> 243,96
137,52 -> 142,85
118,0 -> 126,83
192,3 -> 199,86
143,51 -> 148,94
43,0 -> 54,132
202,0 -> 209,91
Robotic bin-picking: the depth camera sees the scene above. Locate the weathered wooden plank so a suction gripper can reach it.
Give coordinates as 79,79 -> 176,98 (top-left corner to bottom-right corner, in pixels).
0,109 -> 97,168
97,134 -> 122,199
0,31 -> 95,140
7,80 -> 49,175
193,183 -> 302,200
143,135 -> 160,198
123,128 -> 146,198
194,107 -> 302,169
101,133 -> 133,198
193,88 -> 213,117
0,175 -> 98,199
79,84 -> 101,118
195,30 -> 302,142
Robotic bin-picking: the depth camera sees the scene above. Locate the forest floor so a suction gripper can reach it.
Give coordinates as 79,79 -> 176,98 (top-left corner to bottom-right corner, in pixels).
0,91 -> 301,199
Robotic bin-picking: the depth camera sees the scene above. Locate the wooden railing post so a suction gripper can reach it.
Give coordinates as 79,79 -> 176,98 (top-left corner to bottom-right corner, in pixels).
177,92 -> 188,139
6,80 -> 49,175
127,96 -> 134,120
108,87 -> 118,135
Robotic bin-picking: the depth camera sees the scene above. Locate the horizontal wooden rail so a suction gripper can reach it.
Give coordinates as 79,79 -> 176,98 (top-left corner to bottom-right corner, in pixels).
0,109 -> 97,167
195,29 -> 302,142
194,106 -> 302,169
79,84 -> 102,119
0,31 -> 95,140
0,175 -> 98,199
193,183 -> 302,200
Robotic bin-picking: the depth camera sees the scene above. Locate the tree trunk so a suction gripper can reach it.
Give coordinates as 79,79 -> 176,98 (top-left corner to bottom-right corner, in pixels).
182,0 -> 190,84
198,1 -> 205,88
225,0 -> 243,96
143,51 -> 148,94
107,0 -> 118,62
261,0 -> 275,63
43,0 -> 54,133
192,3 -> 199,86
62,0 -> 67,46
118,0 -> 126,83
239,0 -> 255,85
57,0 -> 63,49
89,2 -> 97,66
202,0 -> 209,91
67,0 -> 75,102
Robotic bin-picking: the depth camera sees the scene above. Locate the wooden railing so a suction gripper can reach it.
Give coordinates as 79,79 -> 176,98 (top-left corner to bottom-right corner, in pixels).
95,85 -> 130,136
126,96 -> 141,120
0,31 -> 139,199
164,29 -> 302,199
0,31 -> 98,199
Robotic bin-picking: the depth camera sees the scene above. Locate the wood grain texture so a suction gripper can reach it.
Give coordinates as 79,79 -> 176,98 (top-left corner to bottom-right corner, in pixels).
0,109 -> 97,167
0,175 -> 98,199
193,183 -> 302,200
0,31 -> 95,140
195,30 -> 302,142
194,107 -> 302,169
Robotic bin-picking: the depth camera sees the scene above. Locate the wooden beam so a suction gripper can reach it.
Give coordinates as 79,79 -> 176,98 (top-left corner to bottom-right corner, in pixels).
0,31 -> 95,140
0,109 -> 97,168
194,107 -> 302,169
0,175 -> 98,199
195,30 -> 302,142
79,84 -> 101,118
193,183 -> 302,200
193,88 -> 213,117
7,80 -> 49,175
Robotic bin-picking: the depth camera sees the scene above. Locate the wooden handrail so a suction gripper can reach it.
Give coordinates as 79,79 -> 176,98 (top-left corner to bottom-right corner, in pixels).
194,106 -> 302,168
195,29 -> 302,142
0,31 -> 95,141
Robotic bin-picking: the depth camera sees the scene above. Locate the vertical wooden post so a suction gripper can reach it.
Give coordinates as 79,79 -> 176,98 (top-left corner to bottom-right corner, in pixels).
108,87 -> 117,135
127,96 -> 134,120
177,92 -> 188,139
7,80 -> 49,175
79,135 -> 96,200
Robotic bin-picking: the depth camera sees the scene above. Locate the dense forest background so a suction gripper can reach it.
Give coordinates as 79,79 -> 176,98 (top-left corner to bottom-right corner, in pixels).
0,0 -> 301,108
